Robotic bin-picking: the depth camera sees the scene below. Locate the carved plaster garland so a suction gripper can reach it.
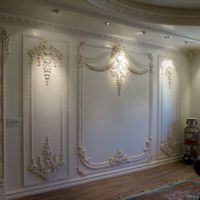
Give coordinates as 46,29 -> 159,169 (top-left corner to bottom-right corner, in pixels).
78,42 -> 153,96
29,137 -> 64,180
0,27 -> 9,182
28,40 -> 63,85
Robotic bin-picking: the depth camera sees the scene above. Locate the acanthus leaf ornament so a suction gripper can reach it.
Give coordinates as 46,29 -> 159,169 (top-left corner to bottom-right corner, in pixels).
28,40 -> 63,85
78,43 -> 152,96
29,137 -> 64,180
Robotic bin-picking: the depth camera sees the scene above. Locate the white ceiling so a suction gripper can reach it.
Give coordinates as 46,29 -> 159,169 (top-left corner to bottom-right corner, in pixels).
0,0 -> 200,50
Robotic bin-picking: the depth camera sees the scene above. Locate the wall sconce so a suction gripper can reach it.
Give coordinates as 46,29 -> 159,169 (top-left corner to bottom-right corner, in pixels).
28,40 -> 63,85
161,60 -> 176,89
109,45 -> 129,95
79,43 -> 153,96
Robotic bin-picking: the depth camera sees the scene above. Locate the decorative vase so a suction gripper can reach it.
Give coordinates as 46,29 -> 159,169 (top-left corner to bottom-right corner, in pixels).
183,118 -> 200,163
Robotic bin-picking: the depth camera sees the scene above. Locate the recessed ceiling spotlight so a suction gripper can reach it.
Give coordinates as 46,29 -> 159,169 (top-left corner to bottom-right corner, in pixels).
164,35 -> 170,39
105,21 -> 111,26
52,8 -> 60,15
137,30 -> 146,35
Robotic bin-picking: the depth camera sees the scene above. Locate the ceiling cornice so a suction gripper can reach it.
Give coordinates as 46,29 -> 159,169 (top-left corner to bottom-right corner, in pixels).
46,0 -> 200,45
86,0 -> 200,25
0,12 -> 179,52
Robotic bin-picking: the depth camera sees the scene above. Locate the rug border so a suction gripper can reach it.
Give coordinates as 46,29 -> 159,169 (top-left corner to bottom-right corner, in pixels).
126,179 -> 200,200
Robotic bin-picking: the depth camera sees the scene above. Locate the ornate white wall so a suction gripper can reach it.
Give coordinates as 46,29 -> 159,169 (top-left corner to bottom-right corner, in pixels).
0,17 -> 190,199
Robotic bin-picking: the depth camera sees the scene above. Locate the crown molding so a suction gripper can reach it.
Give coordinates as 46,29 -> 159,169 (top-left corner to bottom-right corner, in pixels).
86,0 -> 200,25
46,0 -> 200,45
0,12 -> 180,52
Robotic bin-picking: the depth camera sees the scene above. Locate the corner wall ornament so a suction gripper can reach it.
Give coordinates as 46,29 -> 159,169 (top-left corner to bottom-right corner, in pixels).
78,43 -> 153,96
28,40 -> 63,85
161,60 -> 176,89
160,128 -> 179,156
29,137 -> 64,180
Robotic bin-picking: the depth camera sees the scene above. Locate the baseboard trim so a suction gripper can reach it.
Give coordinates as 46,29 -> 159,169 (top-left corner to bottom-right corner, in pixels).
6,157 -> 181,199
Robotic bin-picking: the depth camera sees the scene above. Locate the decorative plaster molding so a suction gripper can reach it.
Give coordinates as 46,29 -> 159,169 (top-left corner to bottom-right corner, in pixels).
78,139 -> 152,172
160,129 -> 179,156
28,40 -> 63,85
29,137 -> 64,180
78,42 -> 153,175
23,35 -> 69,185
0,12 -> 186,52
158,56 -> 180,159
78,43 -> 152,96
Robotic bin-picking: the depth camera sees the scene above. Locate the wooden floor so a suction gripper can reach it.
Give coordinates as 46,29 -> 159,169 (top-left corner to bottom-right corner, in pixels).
15,161 -> 200,200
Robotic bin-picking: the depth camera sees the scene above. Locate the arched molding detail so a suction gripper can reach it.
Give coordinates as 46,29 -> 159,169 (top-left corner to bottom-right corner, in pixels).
0,12 -> 198,51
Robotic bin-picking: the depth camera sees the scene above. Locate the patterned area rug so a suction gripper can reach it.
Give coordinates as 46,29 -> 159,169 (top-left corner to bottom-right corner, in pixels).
126,180 -> 200,200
